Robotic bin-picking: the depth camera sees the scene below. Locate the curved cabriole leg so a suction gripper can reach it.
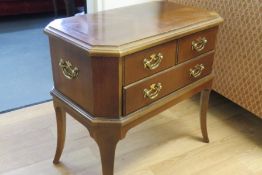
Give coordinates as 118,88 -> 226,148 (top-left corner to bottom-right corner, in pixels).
53,104 -> 66,164
200,89 -> 211,143
91,126 -> 121,175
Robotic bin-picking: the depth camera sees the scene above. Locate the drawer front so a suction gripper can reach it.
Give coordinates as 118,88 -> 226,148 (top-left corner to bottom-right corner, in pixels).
177,27 -> 218,63
123,52 -> 214,115
124,41 -> 176,85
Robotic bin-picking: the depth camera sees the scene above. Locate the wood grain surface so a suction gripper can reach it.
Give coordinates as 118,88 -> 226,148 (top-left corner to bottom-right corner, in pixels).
0,93 -> 261,175
124,52 -> 214,115
43,2 -> 224,174
177,27 -> 218,63
49,37 -> 122,118
44,1 -> 223,57
124,40 -> 176,85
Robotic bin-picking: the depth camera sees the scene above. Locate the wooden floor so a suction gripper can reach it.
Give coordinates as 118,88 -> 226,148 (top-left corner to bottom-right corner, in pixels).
0,92 -> 262,175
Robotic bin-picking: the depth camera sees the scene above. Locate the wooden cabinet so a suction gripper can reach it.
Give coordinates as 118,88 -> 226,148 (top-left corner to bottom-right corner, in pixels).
45,2 -> 223,175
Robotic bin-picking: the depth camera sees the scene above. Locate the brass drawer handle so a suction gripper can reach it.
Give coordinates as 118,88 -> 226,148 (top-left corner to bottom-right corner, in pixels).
144,83 -> 162,100
192,37 -> 208,52
143,53 -> 163,70
189,64 -> 205,78
59,59 -> 79,80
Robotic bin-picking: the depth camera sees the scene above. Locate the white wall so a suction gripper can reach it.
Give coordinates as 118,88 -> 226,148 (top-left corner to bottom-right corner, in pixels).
87,0 -> 156,13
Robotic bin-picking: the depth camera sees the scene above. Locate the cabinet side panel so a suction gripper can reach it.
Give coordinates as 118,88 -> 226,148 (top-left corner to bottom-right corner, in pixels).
48,37 -> 95,115
91,57 -> 122,118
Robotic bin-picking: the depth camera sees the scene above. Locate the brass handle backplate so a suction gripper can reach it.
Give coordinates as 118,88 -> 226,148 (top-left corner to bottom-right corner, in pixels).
144,83 -> 162,100
143,53 -> 163,70
59,59 -> 79,80
189,64 -> 205,78
192,37 -> 208,52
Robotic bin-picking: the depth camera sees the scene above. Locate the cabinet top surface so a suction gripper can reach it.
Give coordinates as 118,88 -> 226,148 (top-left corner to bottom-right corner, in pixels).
45,1 -> 223,57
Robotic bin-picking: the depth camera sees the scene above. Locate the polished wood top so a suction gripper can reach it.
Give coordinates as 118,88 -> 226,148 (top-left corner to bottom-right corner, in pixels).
45,1 -> 223,57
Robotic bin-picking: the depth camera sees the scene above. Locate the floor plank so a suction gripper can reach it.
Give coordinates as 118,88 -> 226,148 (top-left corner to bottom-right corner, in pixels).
0,93 -> 261,175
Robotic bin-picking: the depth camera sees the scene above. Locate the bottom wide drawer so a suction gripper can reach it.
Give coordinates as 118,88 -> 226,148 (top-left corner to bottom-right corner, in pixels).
123,52 -> 214,115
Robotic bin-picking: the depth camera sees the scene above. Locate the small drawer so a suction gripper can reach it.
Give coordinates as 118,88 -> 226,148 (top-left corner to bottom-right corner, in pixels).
124,41 -> 176,85
177,27 -> 218,63
123,52 -> 214,115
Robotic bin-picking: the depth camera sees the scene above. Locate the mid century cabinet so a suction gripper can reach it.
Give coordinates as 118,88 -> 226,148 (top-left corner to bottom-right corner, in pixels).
45,1 -> 223,175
